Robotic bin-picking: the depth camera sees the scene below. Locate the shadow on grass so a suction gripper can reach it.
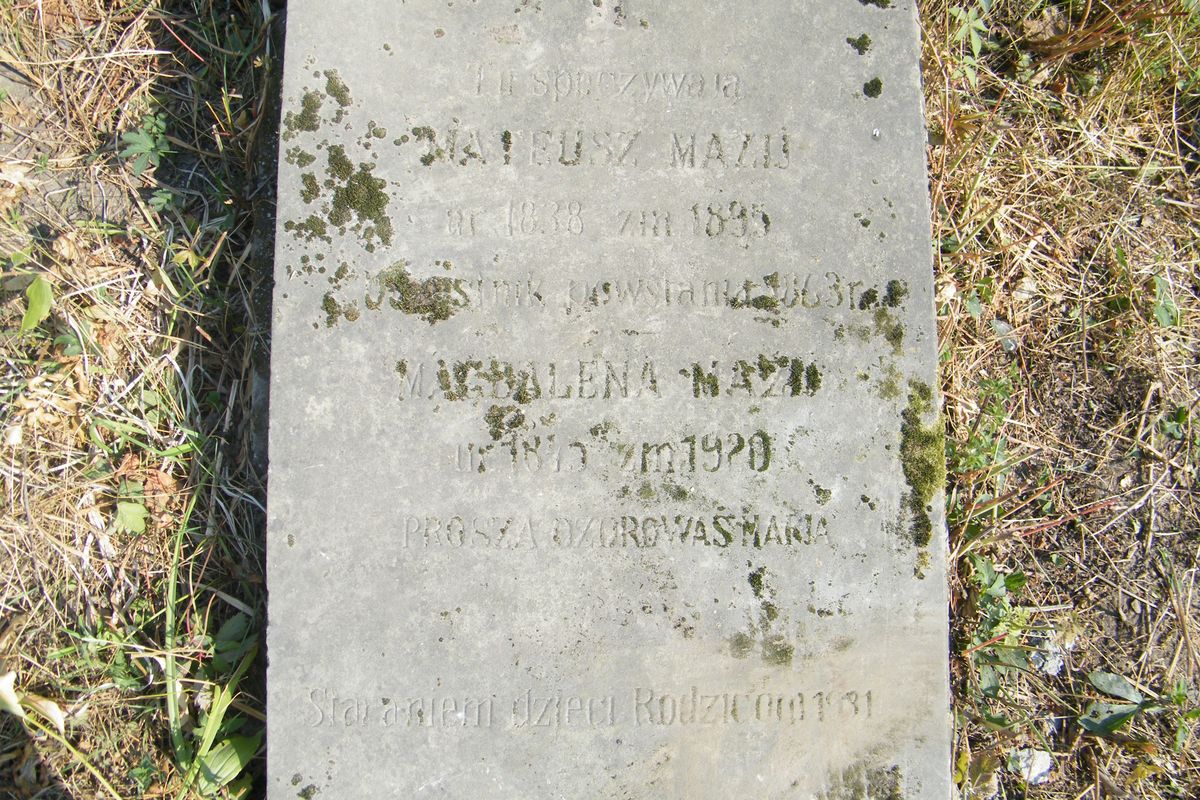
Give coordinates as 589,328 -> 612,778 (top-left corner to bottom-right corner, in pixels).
146,0 -> 284,794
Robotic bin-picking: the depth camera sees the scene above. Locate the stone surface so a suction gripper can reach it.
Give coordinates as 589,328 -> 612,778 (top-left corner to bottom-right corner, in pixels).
266,2 -> 950,797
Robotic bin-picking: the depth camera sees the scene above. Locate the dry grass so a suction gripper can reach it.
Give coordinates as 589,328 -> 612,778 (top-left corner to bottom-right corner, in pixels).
925,0 -> 1200,796
0,0 -> 1195,798
1,1 -> 272,797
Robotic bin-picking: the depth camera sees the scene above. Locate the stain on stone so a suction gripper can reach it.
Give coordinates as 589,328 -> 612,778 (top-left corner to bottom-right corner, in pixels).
874,308 -> 904,355
761,634 -> 794,666
663,481 -> 689,501
816,760 -> 902,799
728,631 -> 755,658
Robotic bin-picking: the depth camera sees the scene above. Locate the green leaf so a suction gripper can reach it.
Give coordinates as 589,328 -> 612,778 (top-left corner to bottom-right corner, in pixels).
212,612 -> 255,672
1153,276 -> 1179,327
1079,701 -> 1140,734
19,275 -> 53,335
965,291 -> 982,318
1088,670 -> 1144,703
195,733 -> 261,795
115,500 -> 148,535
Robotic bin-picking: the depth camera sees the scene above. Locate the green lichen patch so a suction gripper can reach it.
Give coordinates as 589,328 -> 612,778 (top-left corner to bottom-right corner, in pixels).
283,90 -> 322,139
874,308 -> 904,354
857,0 -> 892,7
375,261 -> 464,323
863,77 -> 884,98
900,381 -> 945,550
847,33 -> 872,54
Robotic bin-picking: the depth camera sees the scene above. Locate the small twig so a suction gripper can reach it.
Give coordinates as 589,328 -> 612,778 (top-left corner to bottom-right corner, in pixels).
1012,497 -> 1120,538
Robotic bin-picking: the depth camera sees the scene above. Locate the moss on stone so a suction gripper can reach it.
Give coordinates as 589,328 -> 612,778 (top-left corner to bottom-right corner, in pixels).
327,160 -> 393,246
847,33 -> 872,54
805,362 -> 822,395
326,144 -> 354,181
283,90 -> 322,138
863,77 -> 884,98
749,294 -> 779,311
323,69 -> 352,122
882,279 -> 908,308
377,261 -> 462,323
900,381 -> 945,549
284,214 -> 331,242
484,404 -> 525,440
286,146 -> 316,167
300,172 -> 319,204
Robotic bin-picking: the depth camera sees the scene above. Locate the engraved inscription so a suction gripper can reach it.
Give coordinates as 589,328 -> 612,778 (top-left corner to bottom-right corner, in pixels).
304,686 -> 876,729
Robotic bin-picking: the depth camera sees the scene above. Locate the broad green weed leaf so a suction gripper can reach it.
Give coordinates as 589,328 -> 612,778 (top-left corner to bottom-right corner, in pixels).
1080,701 -> 1140,734
196,733 -> 261,795
1089,670 -> 1144,703
116,500 -> 148,534
19,275 -> 52,335
1153,276 -> 1179,327
213,612 -> 254,672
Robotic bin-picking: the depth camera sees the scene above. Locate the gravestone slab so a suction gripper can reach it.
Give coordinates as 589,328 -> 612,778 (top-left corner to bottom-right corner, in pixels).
267,2 -> 950,797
